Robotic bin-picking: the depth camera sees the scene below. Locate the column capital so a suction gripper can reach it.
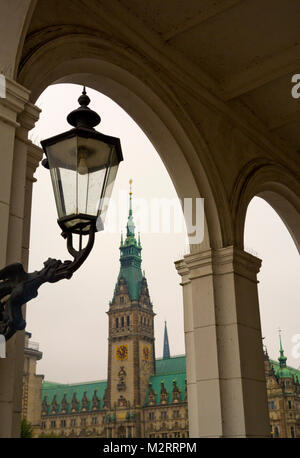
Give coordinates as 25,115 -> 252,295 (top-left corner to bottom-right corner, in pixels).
0,77 -> 31,127
176,246 -> 261,283
17,102 -> 41,135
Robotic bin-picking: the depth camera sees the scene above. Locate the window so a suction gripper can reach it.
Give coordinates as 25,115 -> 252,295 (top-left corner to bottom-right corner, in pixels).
288,401 -> 292,409
60,419 -> 66,428
149,412 -> 155,420
50,420 -> 56,428
121,316 -> 125,327
81,418 -> 86,426
41,421 -> 46,430
120,296 -> 124,304
274,426 -> 279,438
116,318 -> 119,329
127,315 -> 130,326
291,427 -> 295,438
174,432 -> 181,438
92,417 -> 97,425
161,411 -> 167,419
70,419 -> 76,427
162,433 -> 168,438
173,410 -> 180,419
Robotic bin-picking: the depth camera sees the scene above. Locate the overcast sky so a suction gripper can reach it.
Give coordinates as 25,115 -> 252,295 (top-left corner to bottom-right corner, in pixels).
27,84 -> 300,383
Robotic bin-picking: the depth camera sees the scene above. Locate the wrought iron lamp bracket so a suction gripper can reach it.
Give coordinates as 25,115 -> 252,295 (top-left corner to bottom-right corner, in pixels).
0,225 -> 95,341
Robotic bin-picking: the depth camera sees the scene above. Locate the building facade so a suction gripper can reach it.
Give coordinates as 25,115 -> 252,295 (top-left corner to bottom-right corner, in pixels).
264,339 -> 300,438
22,332 -> 44,431
24,196 -> 300,438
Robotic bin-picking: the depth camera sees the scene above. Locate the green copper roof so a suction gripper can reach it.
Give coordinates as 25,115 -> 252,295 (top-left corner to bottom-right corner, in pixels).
145,373 -> 186,405
270,359 -> 300,382
155,355 -> 186,375
41,380 -> 107,415
42,354 -> 300,412
144,356 -> 187,405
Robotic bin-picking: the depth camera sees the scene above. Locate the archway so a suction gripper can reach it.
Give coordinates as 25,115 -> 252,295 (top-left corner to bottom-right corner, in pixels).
27,82 -> 191,385
18,36 -> 228,251
233,161 -> 300,253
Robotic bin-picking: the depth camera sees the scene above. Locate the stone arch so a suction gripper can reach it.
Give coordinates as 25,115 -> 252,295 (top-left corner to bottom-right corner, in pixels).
17,33 -> 231,251
232,159 -> 300,253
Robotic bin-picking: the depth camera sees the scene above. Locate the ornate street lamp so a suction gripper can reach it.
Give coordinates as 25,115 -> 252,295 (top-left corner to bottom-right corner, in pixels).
0,88 -> 123,341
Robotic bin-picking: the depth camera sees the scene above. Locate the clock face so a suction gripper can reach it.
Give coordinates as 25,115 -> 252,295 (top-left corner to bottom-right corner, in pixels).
116,344 -> 128,360
142,345 -> 151,361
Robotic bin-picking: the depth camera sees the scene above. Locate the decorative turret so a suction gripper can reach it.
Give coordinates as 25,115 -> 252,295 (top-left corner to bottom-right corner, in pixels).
277,330 -> 292,379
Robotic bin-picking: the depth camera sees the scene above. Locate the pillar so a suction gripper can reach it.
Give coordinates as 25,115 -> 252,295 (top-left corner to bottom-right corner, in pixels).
0,76 -> 41,437
175,246 -> 270,437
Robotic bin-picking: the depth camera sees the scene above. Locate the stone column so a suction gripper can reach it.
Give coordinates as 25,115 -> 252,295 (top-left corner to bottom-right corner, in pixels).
175,246 -> 270,437
0,77 -> 41,438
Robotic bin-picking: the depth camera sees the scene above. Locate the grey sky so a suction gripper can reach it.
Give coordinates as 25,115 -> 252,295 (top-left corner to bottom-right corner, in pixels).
27,84 -> 300,383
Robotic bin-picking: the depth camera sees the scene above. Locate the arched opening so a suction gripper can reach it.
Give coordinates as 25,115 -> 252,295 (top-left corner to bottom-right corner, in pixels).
244,194 -> 300,438
245,196 -> 300,364
28,83 -> 191,382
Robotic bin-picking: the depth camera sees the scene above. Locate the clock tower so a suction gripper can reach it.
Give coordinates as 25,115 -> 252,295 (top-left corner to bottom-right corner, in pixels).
106,181 -> 155,437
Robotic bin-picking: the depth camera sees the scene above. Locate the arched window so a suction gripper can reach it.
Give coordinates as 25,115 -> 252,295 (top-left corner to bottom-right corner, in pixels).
274,426 -> 279,438
115,318 -> 119,329
118,425 -> 126,438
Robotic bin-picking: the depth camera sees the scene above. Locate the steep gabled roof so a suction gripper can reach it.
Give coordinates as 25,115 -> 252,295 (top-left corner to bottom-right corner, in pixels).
41,380 -> 107,415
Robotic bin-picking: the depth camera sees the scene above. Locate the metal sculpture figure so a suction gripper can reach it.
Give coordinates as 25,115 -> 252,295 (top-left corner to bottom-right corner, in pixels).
0,226 -> 95,341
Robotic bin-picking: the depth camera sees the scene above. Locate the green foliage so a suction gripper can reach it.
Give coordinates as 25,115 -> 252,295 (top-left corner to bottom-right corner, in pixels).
20,418 -> 33,438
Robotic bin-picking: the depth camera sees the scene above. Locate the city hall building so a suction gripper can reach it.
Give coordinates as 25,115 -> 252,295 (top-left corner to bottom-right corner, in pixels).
23,199 -> 300,438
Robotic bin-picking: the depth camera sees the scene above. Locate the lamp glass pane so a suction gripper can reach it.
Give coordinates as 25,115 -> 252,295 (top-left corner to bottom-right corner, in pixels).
76,136 -> 112,217
97,146 -> 120,227
46,137 -> 77,219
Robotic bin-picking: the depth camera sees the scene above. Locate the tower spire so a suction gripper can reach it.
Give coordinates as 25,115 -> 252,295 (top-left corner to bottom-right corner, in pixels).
278,328 -> 287,368
163,321 -> 170,359
127,179 -> 135,237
